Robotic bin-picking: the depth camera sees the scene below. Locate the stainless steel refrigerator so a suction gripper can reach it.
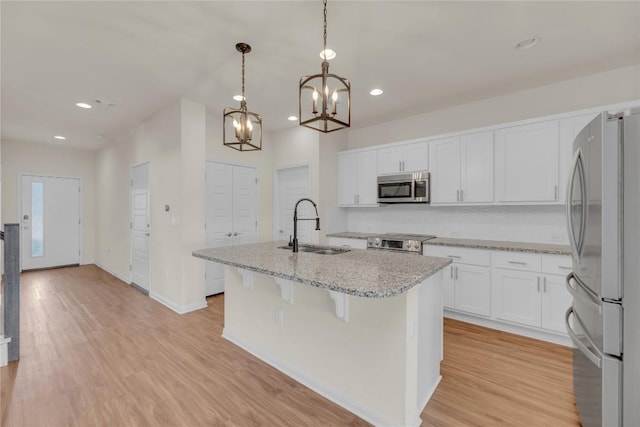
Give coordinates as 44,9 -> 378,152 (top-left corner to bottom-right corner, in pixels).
565,107 -> 640,427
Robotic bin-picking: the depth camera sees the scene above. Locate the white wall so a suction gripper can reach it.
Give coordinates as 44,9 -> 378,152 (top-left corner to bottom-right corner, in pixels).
318,132 -> 348,241
1,140 -> 97,264
95,99 -> 207,313
339,64 -> 640,244
347,65 -> 639,149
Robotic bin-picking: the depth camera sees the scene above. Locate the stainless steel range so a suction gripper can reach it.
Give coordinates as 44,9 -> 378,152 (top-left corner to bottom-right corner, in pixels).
366,233 -> 437,253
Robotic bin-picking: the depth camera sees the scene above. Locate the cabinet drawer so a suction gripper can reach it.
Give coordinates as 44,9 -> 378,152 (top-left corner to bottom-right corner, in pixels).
493,252 -> 542,272
423,245 -> 490,266
541,254 -> 572,275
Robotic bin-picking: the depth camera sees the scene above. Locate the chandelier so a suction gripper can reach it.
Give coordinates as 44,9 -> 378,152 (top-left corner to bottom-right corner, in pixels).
223,43 -> 262,151
299,0 -> 350,133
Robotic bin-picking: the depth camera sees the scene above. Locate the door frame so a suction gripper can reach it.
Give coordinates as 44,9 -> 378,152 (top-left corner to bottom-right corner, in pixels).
130,161 -> 151,288
272,163 -> 312,241
17,173 -> 83,271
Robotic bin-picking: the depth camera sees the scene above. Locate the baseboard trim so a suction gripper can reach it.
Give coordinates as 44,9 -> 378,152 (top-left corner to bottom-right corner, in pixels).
444,309 -> 572,347
94,263 -> 131,284
222,329 -> 415,427
418,375 -> 442,417
0,335 -> 11,367
150,292 -> 207,315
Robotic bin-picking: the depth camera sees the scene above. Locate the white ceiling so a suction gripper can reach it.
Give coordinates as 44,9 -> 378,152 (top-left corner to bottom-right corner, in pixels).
2,1 -> 639,150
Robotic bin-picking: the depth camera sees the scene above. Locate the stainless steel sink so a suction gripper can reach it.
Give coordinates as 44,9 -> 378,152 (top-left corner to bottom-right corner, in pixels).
278,245 -> 350,255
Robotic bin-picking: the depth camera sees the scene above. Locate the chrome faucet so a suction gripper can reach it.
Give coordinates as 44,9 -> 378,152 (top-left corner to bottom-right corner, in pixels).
292,198 -> 320,252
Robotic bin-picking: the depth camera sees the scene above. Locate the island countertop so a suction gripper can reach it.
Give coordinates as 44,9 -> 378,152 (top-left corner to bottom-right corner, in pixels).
192,241 -> 451,298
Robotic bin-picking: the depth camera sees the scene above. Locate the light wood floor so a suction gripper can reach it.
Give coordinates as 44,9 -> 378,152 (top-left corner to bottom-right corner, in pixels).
1,265 -> 580,426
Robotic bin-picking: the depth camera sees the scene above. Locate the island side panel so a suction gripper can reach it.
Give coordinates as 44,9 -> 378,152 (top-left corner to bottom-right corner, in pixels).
222,266 -> 426,427
417,269 -> 444,414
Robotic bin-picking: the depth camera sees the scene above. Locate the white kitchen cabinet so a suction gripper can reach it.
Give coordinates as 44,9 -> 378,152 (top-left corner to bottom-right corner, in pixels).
338,149 -> 378,207
423,245 -> 491,316
454,263 -> 492,317
494,253 -> 573,334
377,141 -> 428,175
326,237 -> 368,250
495,120 -> 560,203
494,269 -> 542,327
541,273 -> 572,333
430,132 -> 493,204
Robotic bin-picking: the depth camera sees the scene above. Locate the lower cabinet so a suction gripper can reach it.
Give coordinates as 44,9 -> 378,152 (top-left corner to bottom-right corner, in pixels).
493,253 -> 572,335
424,244 -> 573,344
454,264 -> 491,317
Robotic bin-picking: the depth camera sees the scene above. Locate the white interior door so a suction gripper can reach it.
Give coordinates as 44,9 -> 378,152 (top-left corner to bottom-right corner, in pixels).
205,162 -> 233,296
131,163 -> 150,291
205,162 -> 257,296
232,166 -> 258,246
276,165 -> 311,243
21,175 -> 80,270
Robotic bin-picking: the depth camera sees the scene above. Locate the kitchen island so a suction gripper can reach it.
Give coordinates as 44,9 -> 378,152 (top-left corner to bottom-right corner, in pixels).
193,242 -> 451,427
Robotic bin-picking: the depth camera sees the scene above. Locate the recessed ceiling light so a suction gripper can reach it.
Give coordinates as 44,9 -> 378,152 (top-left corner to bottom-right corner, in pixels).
319,49 -> 336,60
287,115 -> 298,121
370,88 -> 384,96
233,95 -> 245,101
54,135 -> 66,140
516,37 -> 539,50
76,102 -> 92,109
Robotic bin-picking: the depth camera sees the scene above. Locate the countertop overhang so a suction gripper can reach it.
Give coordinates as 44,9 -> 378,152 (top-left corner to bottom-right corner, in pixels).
193,241 -> 451,298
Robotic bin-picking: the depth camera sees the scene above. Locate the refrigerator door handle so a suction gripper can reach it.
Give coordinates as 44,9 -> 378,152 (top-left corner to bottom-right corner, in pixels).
565,307 -> 601,368
565,272 -> 602,314
565,149 -> 587,262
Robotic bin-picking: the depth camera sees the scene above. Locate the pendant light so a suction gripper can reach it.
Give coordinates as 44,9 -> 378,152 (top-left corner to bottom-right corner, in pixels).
299,0 -> 350,133
223,43 -> 262,151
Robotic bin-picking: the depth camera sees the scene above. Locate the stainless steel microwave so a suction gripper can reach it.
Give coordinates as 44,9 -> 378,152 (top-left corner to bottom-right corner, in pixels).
377,171 -> 430,203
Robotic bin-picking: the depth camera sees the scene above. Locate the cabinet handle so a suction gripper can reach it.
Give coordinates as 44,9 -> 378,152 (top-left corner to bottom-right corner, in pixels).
399,161 -> 402,172
554,185 -> 558,200
508,260 -> 527,265
402,160 -> 405,171
226,232 -> 232,237
537,276 -> 541,292
233,232 -> 239,236
450,265 -> 454,279
460,189 -> 464,201
455,266 -> 458,280
543,277 -> 547,293
456,190 -> 460,202
447,255 -> 461,259
558,266 -> 572,270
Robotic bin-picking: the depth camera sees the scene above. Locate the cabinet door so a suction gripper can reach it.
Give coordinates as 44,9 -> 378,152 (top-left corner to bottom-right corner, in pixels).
494,269 -> 541,327
357,150 -> 378,205
443,264 -> 455,309
377,146 -> 403,175
454,264 -> 491,317
338,152 -> 358,206
402,141 -> 429,173
460,131 -> 494,203
429,137 -> 461,204
541,274 -> 572,333
495,121 -> 559,202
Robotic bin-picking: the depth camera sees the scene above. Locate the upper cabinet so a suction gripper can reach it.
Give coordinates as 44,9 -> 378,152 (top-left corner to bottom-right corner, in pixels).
430,131 -> 494,204
377,141 -> 429,175
337,149 -> 378,207
495,120 -> 560,203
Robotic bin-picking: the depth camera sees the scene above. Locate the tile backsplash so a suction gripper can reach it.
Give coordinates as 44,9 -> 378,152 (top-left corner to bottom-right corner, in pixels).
346,204 -> 568,244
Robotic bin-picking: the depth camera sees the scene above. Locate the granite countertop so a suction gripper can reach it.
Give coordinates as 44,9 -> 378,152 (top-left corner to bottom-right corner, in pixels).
192,241 -> 451,298
423,237 -> 571,255
325,231 -> 378,240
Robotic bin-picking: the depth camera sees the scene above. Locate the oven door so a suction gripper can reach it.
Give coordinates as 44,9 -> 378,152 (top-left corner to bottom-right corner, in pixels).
377,179 -> 414,203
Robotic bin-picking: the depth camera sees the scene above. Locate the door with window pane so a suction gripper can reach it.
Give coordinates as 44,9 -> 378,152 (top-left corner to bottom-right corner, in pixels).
21,175 -> 81,270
